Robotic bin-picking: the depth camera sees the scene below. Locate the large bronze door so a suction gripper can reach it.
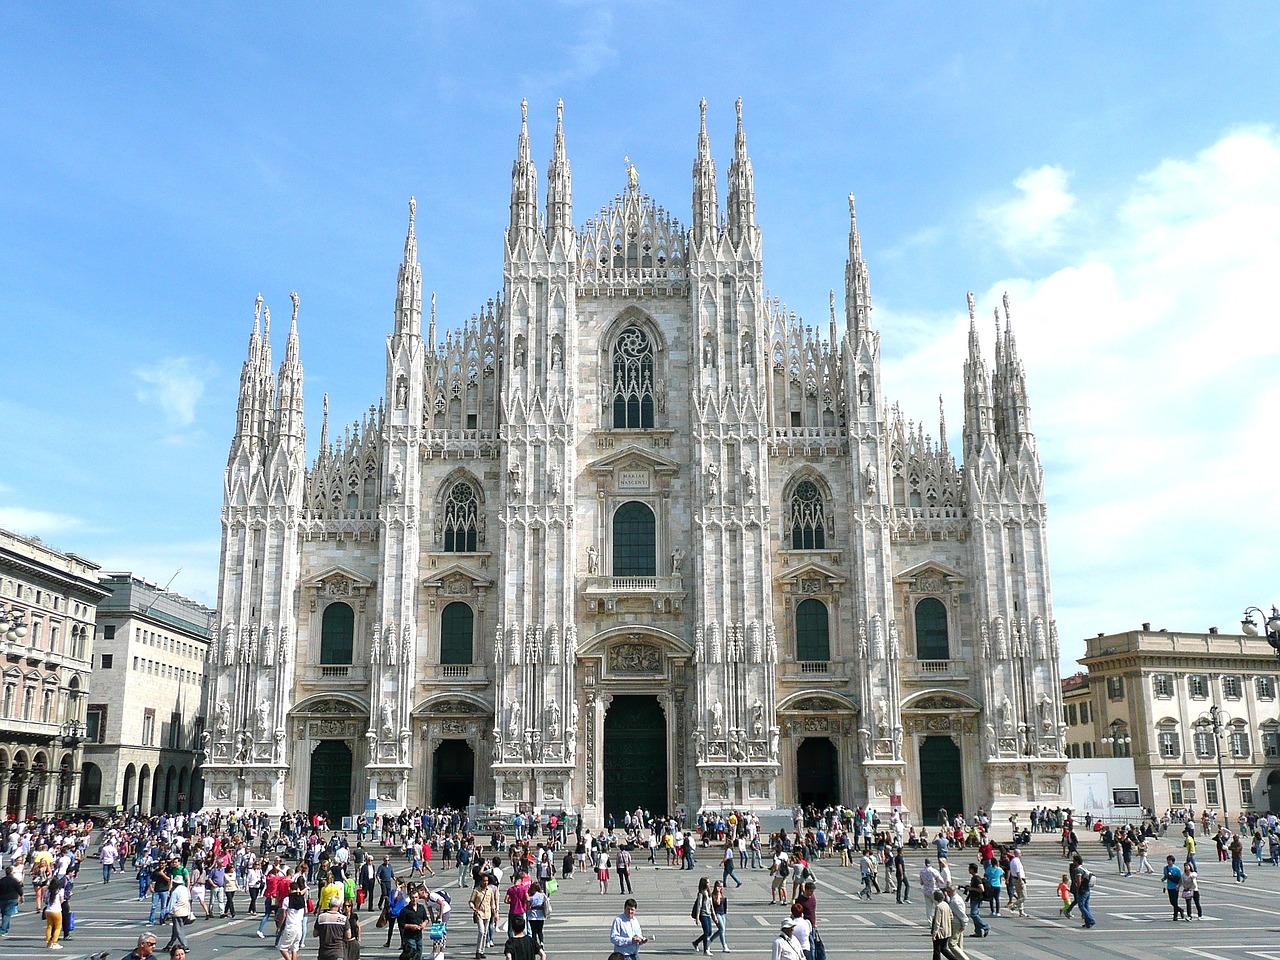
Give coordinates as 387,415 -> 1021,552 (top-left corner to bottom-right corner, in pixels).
309,740 -> 353,819
918,735 -> 964,825
603,695 -> 667,820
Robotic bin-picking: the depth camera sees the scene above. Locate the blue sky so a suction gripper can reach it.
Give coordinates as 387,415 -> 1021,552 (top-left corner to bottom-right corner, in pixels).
1,2 -> 1277,669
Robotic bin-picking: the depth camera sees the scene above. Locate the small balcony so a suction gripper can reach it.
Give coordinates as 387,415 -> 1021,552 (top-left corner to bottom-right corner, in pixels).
299,665 -> 369,684
420,664 -> 490,686
779,660 -> 847,683
903,658 -> 969,681
582,575 -> 685,614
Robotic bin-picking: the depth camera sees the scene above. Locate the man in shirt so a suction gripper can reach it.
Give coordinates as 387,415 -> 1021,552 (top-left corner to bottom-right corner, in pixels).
124,932 -> 158,960
502,915 -> 543,960
1007,849 -> 1027,916
313,900 -> 350,960
608,898 -> 647,959
771,918 -> 804,960
0,864 -> 25,936
918,859 -> 942,923
398,887 -> 429,960
786,903 -> 812,960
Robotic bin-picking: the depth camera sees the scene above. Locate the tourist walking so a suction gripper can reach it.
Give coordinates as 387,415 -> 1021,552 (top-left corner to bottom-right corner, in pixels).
964,864 -> 988,938
691,877 -> 715,955
721,844 -> 742,888
617,847 -> 633,894
771,918 -> 804,960
929,891 -> 961,960
502,916 -> 543,960
469,873 -> 499,959
1070,854 -> 1096,929
1179,860 -> 1202,920
45,875 -> 66,948
1162,856 -> 1185,921
526,882 -> 549,951
1007,850 -> 1026,916
162,876 -> 192,952
1230,834 -> 1247,882
0,864 -> 24,936
708,879 -> 730,953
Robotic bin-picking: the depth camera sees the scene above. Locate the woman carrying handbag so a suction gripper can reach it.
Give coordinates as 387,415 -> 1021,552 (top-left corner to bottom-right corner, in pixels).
690,877 -> 714,956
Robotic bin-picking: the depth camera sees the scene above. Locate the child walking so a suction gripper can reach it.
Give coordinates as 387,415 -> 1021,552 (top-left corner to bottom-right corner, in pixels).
1057,874 -> 1071,915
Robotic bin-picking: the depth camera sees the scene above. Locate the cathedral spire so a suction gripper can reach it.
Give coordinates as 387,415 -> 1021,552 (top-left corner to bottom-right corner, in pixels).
998,291 -> 1034,451
394,196 -> 423,338
691,97 -> 719,245
545,99 -> 574,239
508,98 -> 539,244
939,394 -> 949,456
235,293 -> 266,443
428,291 -> 437,349
274,291 -> 304,442
318,392 -> 329,454
844,194 -> 872,337
962,290 -> 995,463
726,97 -> 757,247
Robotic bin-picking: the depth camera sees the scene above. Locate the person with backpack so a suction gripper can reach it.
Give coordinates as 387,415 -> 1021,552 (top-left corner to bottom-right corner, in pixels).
769,853 -> 790,904
1071,854 -> 1097,929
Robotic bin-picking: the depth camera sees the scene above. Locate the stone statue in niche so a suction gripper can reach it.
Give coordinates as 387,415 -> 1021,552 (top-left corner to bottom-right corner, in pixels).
743,464 -> 757,498
586,545 -> 599,574
710,700 -> 724,737
693,726 -> 706,759
751,700 -> 764,737
705,463 -> 720,502
858,371 -> 873,405
1038,694 -> 1053,732
255,700 -> 270,739
395,375 -> 408,409
768,726 -> 780,760
999,695 -> 1013,735
507,701 -> 521,739
392,465 -> 404,498
671,548 -> 684,574
508,462 -> 522,502
765,624 -> 778,662
741,336 -> 754,365
550,340 -> 562,370
864,463 -> 877,496
545,700 -> 561,740
979,622 -> 990,659
548,466 -> 562,498
873,696 -> 888,736
570,699 -> 580,732
215,699 -> 230,737
380,700 -> 394,739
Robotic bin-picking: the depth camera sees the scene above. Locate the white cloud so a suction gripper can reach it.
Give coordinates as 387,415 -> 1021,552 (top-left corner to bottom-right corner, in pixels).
0,506 -> 84,537
982,164 -> 1076,252
883,127 -> 1280,667
134,357 -> 216,427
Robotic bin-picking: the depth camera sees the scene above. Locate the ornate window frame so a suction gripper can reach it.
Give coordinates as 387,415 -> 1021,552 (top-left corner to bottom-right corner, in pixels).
599,310 -> 666,431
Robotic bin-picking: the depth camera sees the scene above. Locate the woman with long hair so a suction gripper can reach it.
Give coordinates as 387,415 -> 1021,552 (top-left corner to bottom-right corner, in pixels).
708,879 -> 730,953
690,877 -> 714,956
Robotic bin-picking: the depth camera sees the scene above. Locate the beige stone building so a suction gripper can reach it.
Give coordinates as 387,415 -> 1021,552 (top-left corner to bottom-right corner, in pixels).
1061,671 -> 1099,760
1079,626 -> 1280,817
83,573 -> 215,814
203,100 -> 1069,822
0,527 -> 106,817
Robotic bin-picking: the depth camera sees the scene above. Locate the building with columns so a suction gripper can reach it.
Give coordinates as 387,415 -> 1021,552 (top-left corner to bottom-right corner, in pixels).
202,99 -> 1068,822
83,573 -> 215,815
0,527 -> 106,818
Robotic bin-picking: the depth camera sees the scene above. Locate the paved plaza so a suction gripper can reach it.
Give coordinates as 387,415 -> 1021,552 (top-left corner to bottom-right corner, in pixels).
4,834 -> 1280,960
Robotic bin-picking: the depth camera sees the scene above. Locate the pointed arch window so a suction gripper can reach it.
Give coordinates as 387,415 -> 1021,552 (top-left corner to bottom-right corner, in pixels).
612,326 -> 655,428
795,598 -> 830,662
440,602 -> 474,665
443,481 -> 479,552
914,598 -> 950,660
788,480 -> 827,550
320,602 -> 355,665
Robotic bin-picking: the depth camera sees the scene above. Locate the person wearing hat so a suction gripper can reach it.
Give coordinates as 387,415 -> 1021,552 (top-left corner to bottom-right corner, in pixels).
770,918 -> 804,960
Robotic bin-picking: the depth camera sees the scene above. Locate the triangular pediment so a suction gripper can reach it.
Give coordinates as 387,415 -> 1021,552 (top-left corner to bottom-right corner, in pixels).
422,561 -> 493,590
309,565 -> 374,592
586,443 -> 680,476
777,558 -> 848,585
893,559 -> 964,586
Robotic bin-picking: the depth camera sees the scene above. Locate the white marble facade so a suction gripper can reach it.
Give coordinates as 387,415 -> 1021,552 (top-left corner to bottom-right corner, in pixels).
202,99 -> 1068,822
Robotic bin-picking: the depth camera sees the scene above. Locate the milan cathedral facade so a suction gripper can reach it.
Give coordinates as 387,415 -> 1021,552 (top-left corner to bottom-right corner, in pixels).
201,99 -> 1068,822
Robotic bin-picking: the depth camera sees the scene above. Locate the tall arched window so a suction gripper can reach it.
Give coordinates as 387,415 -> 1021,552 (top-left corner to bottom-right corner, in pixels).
788,480 -> 827,549
612,501 -> 656,577
320,602 -> 355,665
440,602 -> 474,665
442,481 -> 479,552
796,599 -> 830,662
611,326 -> 655,428
914,598 -> 949,660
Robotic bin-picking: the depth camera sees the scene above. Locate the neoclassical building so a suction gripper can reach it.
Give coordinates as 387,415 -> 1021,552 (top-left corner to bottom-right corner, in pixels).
202,100 -> 1068,822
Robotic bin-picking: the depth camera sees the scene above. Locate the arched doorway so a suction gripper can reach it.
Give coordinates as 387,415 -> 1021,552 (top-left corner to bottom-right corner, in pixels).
797,738 -> 839,807
137,765 -> 151,815
1269,771 -> 1280,815
122,763 -> 137,813
309,741 -> 353,819
178,768 -> 190,812
431,740 -> 475,809
80,762 -> 103,806
165,767 -> 177,813
603,695 -> 667,819
919,736 -> 963,823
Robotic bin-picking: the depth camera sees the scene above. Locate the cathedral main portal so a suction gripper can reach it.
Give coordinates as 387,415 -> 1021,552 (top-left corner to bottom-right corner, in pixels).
602,695 -> 668,820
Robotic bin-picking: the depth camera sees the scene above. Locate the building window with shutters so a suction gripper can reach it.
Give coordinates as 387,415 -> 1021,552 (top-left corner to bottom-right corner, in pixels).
1159,724 -> 1181,759
1189,675 -> 1208,699
1223,675 -> 1242,699
1153,674 -> 1173,698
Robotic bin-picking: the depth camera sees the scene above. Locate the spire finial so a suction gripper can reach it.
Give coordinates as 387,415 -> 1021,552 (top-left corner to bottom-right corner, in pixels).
290,290 -> 300,326
254,292 -> 263,325
430,291 -> 436,322
625,155 -> 638,192
1002,290 -> 1011,321
735,96 -> 743,125
829,289 -> 836,322
966,290 -> 976,322
556,98 -> 564,128
263,304 -> 271,337
408,195 -> 416,228
520,97 -> 528,125
700,96 -> 707,123
849,193 -> 856,218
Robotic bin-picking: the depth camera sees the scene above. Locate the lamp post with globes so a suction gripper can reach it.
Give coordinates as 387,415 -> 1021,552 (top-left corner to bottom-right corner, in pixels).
1241,606 -> 1280,662
1194,705 -> 1230,825
1100,728 -> 1132,757
0,602 -> 30,643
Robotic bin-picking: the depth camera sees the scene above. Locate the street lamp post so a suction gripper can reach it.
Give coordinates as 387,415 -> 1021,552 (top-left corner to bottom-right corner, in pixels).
1194,705 -> 1230,825
1100,730 -> 1132,757
1241,606 -> 1280,662
0,603 -> 30,642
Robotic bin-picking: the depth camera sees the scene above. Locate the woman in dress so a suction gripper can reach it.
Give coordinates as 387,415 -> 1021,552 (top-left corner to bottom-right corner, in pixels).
596,849 -> 611,895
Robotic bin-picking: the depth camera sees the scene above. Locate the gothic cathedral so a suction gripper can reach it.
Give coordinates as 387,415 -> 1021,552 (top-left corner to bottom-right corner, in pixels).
202,100 -> 1068,823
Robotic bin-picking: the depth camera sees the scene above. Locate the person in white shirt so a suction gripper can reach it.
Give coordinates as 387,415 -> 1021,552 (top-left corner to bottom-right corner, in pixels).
609,898 -> 647,959
918,860 -> 942,923
771,918 -> 804,960
786,905 -> 812,959
1007,851 -> 1027,916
